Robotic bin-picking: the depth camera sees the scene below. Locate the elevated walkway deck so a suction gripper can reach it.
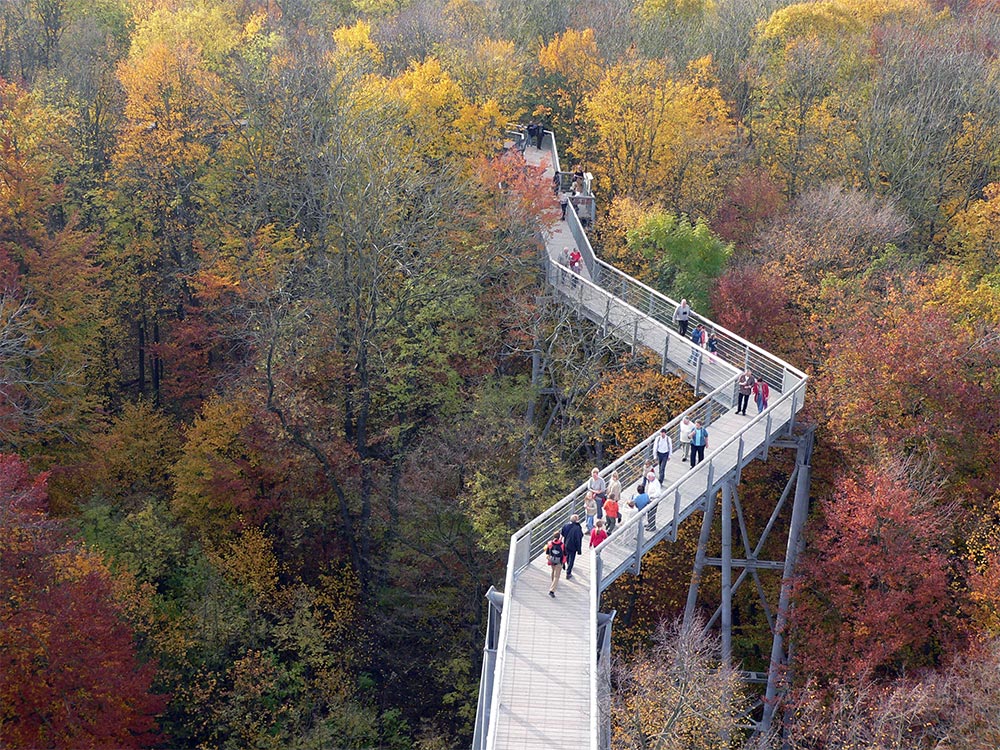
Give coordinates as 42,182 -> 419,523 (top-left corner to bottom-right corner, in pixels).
474,136 -> 807,750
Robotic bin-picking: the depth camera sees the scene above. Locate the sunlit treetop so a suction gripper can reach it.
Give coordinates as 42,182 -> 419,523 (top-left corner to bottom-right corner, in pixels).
756,0 -> 934,48
128,0 -> 241,66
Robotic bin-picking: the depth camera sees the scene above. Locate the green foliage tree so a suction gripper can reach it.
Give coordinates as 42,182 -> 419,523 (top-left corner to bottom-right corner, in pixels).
626,210 -> 732,314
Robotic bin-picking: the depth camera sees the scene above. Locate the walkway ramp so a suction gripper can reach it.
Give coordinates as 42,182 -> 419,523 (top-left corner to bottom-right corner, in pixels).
474,135 -> 807,750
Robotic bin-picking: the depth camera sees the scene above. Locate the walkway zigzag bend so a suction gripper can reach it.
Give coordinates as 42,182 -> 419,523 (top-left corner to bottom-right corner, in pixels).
473,132 -> 808,750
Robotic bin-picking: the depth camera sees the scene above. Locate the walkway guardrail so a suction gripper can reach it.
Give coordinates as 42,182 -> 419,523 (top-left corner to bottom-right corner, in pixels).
478,131 -> 807,750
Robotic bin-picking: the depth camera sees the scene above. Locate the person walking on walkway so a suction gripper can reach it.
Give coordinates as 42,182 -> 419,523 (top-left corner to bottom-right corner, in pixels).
654,427 -> 673,483
604,471 -> 622,533
753,378 -> 770,413
673,299 -> 692,337
588,467 -> 607,520
545,531 -> 566,597
737,369 -> 754,415
678,415 -> 694,461
590,518 -> 608,548
582,492 -> 598,533
690,420 -> 708,467
560,514 -> 584,579
569,248 -> 582,287
643,469 -> 660,531
687,324 -> 706,366
560,191 -> 569,220
629,485 -> 656,533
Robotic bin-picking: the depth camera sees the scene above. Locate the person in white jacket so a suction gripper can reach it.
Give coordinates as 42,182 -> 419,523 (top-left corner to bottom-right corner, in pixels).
654,427 -> 673,483
678,415 -> 695,462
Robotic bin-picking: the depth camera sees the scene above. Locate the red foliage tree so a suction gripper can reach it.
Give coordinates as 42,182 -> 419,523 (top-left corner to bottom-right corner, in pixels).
791,462 -> 957,682
712,170 -> 786,248
710,262 -> 797,358
0,454 -> 167,748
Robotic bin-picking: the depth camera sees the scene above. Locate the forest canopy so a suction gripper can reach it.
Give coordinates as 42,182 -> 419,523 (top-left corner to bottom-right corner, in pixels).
2,0 -> 1000,748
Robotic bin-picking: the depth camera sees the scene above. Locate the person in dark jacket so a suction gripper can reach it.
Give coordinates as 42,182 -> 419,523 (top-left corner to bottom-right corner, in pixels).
560,514 -> 585,579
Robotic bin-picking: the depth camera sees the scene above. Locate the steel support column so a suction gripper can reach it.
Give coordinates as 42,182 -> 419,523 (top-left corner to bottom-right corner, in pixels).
597,610 -> 617,750
759,429 -> 813,734
684,489 -> 718,630
720,481 -> 734,664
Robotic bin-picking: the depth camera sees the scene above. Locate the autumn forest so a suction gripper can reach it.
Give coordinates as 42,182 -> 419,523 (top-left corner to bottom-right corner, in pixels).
2,0 -> 1000,748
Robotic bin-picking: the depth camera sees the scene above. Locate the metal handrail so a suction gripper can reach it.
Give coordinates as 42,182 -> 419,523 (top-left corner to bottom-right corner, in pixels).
594,376 -> 806,589
482,132 -> 807,750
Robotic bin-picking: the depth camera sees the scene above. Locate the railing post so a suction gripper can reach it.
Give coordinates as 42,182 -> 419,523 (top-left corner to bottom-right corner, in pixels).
632,320 -> 639,354
788,384 -> 798,436
763,412 -> 773,461
634,522 -> 645,575
662,335 -> 670,374
672,488 -> 681,542
695,354 -> 704,394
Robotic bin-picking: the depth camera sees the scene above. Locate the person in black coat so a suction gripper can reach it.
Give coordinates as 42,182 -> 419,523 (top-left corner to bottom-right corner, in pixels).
560,514 -> 585,579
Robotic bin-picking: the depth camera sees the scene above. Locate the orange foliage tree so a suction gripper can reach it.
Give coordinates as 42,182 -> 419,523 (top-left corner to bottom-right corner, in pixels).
0,454 -> 167,748
792,461 -> 957,682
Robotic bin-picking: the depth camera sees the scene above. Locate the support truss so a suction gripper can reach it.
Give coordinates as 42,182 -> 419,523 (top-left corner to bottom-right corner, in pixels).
681,425 -> 815,734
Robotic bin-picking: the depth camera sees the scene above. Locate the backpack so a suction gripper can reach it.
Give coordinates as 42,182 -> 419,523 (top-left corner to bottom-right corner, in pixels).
548,542 -> 564,566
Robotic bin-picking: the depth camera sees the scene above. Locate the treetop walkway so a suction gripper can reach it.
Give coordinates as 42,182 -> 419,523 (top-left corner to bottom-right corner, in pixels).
473,132 -> 809,750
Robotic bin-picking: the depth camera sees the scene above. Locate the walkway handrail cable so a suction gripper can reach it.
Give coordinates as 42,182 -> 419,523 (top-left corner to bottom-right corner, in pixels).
479,132 -> 808,750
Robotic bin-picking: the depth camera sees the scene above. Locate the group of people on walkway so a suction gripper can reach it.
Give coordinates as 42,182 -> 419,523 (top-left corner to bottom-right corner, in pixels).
544,416 -> 709,596
737,368 -> 770,414
558,245 -> 583,287
515,121 -> 545,152
674,299 -> 719,366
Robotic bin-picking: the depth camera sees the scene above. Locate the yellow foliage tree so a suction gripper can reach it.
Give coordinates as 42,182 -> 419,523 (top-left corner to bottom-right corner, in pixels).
88,400 -> 182,505
438,37 -> 525,114
385,56 -> 467,161
581,54 -> 736,213
208,526 -> 281,606
537,28 -> 603,148
172,394 -> 256,540
946,181 -> 1000,279
579,352 -> 696,457
749,0 -> 936,197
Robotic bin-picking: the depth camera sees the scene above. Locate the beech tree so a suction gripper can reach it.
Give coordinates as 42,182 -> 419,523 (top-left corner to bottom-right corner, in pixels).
582,54 -> 736,213
612,617 -> 748,749
0,453 -> 166,748
792,461 -> 956,681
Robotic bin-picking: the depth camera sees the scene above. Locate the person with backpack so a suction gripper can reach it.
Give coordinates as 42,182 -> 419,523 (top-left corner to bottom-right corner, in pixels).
545,531 -> 566,597
687,324 -> 706,365
561,514 -> 585,580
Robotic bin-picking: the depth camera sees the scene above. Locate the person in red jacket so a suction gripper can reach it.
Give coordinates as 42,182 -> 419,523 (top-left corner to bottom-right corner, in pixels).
752,378 -> 770,413
590,518 -> 608,548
